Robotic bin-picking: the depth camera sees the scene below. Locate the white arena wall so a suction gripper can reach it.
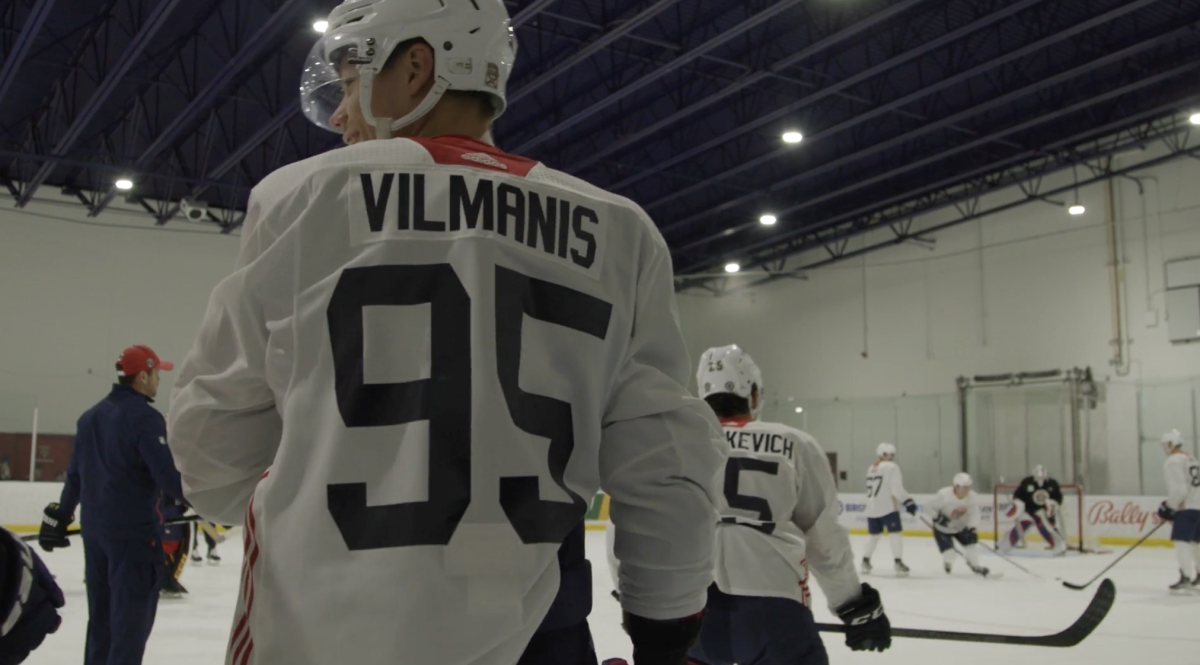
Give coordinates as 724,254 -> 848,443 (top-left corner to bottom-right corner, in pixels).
676,149 -> 1200,499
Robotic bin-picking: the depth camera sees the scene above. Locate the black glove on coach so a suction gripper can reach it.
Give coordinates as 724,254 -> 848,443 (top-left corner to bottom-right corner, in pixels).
835,583 -> 891,652
37,504 -> 72,553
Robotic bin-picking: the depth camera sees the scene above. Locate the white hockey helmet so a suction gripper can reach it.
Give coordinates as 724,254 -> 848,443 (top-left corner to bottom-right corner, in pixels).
952,472 -> 973,489
1162,429 -> 1184,453
697,345 -> 763,419
1032,464 -> 1048,482
876,442 -> 896,458
301,0 -> 517,139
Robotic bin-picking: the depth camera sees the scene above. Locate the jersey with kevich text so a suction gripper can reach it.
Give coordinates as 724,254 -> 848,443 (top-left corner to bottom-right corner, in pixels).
710,418 -> 860,611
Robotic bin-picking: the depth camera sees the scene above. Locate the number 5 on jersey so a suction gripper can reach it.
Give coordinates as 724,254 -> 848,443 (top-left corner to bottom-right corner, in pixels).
325,263 -> 612,551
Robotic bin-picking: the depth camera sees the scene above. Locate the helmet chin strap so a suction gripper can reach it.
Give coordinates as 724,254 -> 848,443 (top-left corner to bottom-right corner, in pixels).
360,67 -> 453,140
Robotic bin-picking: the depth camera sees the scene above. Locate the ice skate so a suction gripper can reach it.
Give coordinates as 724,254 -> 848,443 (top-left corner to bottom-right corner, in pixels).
190,551 -> 203,563
894,559 -> 910,577
207,550 -> 222,565
1168,571 -> 1193,591
943,561 -> 952,574
860,558 -> 872,575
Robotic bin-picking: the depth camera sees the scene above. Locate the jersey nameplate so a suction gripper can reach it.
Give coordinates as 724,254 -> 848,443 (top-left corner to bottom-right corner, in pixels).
349,169 -> 607,280
726,429 -> 795,460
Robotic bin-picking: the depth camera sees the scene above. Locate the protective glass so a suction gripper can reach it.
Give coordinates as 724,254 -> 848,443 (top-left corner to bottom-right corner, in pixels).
300,36 -> 368,132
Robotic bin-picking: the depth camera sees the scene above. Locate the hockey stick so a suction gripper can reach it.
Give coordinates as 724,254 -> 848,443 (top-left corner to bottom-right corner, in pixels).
816,578 -> 1115,646
19,515 -> 207,543
1062,522 -> 1166,591
977,541 -> 1041,579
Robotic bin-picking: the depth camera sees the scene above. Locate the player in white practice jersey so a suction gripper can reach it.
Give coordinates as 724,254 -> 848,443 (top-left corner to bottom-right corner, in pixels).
681,346 -> 890,664
924,474 -> 997,579
861,443 -> 916,577
1157,430 -> 1200,590
166,2 -> 727,664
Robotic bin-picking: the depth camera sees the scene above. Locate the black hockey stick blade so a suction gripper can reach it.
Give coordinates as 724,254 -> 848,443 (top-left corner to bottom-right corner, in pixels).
817,578 -> 1115,647
19,515 -> 207,543
1061,522 -> 1165,591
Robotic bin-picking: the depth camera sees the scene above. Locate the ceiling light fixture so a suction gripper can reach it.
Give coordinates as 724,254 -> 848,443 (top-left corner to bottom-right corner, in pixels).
1191,112 -> 1200,125
782,131 -> 803,144
724,262 -> 741,274
1069,205 -> 1085,215
313,20 -> 329,33
760,214 -> 777,226
114,178 -> 134,191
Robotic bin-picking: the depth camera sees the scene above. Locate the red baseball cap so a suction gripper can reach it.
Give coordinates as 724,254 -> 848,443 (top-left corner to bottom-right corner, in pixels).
117,345 -> 174,376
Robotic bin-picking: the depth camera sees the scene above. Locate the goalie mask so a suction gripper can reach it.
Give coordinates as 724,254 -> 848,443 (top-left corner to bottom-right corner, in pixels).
697,345 -> 763,420
1032,464 -> 1048,483
300,0 -> 517,139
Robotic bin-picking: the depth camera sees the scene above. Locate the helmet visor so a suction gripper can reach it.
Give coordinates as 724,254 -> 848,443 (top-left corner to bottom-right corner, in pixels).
300,37 -> 368,133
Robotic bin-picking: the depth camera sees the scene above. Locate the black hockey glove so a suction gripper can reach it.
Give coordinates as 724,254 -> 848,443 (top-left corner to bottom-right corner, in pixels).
1157,501 -> 1176,522
835,583 -> 891,653
933,514 -> 951,530
37,504 -> 72,553
902,499 -> 918,516
0,528 -> 65,665
622,610 -> 704,665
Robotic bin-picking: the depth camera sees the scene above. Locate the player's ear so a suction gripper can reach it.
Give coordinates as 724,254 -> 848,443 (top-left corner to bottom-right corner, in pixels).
407,42 -> 435,93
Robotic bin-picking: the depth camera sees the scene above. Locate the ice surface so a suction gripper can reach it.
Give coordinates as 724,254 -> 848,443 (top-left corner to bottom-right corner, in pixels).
24,532 -> 1200,664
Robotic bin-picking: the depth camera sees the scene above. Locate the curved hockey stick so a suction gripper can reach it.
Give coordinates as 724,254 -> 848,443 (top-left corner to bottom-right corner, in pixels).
816,578 -> 1115,646
19,515 -> 206,543
1062,522 -> 1165,591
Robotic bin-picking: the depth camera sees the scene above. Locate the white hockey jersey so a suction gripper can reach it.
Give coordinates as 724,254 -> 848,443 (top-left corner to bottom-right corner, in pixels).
863,460 -> 910,518
1164,452 -> 1200,511
167,136 -> 726,665
709,418 -> 861,611
924,487 -> 980,534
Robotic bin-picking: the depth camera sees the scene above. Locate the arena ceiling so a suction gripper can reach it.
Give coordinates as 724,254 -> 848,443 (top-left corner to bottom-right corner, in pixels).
3,0 -> 1200,288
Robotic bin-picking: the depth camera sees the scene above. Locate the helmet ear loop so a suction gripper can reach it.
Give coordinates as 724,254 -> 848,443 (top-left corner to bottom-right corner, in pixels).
355,66 -> 391,140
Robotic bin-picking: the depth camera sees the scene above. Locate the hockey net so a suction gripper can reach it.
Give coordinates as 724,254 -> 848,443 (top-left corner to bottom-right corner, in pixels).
992,484 -> 1106,554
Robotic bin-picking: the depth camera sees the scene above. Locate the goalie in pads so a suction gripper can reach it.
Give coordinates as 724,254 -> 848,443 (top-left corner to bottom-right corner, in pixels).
1001,465 -> 1067,555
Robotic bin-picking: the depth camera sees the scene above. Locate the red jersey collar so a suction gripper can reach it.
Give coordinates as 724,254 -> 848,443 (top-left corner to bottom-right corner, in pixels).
720,418 -> 754,428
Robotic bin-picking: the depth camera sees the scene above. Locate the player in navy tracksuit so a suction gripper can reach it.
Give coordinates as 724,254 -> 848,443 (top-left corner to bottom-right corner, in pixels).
38,345 -> 184,665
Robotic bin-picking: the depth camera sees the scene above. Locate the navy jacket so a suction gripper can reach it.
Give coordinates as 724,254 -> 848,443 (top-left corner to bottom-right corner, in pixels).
58,385 -> 185,541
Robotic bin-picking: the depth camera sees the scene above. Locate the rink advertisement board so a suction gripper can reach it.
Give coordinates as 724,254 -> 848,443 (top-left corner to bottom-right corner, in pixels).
834,493 -> 1173,546
576,492 -> 1173,546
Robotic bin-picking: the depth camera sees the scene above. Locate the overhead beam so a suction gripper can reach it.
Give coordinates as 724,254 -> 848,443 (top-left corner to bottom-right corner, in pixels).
732,139 -> 1200,289
513,0 -> 804,153
669,29 -> 1200,250
681,99 -> 1200,277
17,0 -> 184,206
156,102 -> 299,224
620,0 -> 1160,200
89,0 -> 309,217
0,0 -> 58,106
508,0 -> 681,107
572,0 -> 1039,175
512,0 -> 560,27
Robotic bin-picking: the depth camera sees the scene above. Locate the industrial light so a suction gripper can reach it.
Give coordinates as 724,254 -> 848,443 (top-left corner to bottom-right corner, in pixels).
1068,204 -> 1085,216
724,262 -> 741,274
313,20 -> 329,33
1191,113 -> 1200,125
114,178 -> 134,191
794,407 -> 804,414
782,131 -> 803,144
760,214 -> 777,226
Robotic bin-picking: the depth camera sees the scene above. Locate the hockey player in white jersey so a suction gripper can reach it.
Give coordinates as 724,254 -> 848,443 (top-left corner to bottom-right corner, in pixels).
1157,430 -> 1200,590
166,2 -> 727,664
924,473 -> 997,579
682,345 -> 891,664
860,443 -> 916,577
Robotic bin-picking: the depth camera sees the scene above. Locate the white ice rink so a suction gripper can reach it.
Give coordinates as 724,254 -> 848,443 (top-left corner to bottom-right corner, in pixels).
24,532 -> 1200,664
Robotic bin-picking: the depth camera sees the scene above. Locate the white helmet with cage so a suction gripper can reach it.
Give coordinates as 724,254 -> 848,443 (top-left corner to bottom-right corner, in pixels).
952,472 -> 973,489
876,442 -> 897,459
1032,464 -> 1048,483
696,345 -> 764,419
300,0 -> 517,139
